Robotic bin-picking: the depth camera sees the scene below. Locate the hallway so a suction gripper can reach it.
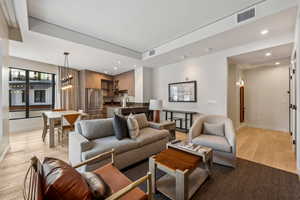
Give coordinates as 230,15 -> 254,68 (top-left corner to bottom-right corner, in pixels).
237,127 -> 296,173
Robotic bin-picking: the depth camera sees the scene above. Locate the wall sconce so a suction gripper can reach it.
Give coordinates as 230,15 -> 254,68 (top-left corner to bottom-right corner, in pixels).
236,80 -> 245,87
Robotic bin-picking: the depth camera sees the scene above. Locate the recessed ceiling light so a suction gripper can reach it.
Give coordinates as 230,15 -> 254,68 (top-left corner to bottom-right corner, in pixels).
275,62 -> 280,65
133,65 -> 137,67
117,61 -> 121,64
261,29 -> 269,35
114,66 -> 118,70
104,70 -> 108,74
265,52 -> 272,57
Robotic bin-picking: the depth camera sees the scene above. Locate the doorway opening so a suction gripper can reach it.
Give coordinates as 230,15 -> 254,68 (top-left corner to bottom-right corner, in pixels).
227,43 -> 297,173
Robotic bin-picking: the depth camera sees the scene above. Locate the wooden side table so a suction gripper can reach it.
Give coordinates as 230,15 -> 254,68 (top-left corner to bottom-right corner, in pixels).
149,145 -> 212,200
149,121 -> 176,141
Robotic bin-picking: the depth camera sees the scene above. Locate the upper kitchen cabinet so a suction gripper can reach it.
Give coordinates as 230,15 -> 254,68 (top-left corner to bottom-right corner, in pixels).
80,70 -> 113,89
113,70 -> 135,96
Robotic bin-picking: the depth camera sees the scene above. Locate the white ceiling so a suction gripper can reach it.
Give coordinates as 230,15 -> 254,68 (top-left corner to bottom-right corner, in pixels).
11,0 -> 143,75
142,7 -> 296,67
10,0 -> 297,74
229,43 -> 293,67
27,0 -> 264,53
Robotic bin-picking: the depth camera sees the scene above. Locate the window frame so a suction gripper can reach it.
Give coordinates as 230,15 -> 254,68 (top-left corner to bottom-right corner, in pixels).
9,67 -> 56,120
34,90 -> 46,103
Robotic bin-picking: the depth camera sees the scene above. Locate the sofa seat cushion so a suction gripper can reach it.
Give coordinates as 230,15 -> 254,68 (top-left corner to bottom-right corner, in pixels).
136,128 -> 169,147
82,136 -> 139,161
94,164 -> 147,200
192,135 -> 232,153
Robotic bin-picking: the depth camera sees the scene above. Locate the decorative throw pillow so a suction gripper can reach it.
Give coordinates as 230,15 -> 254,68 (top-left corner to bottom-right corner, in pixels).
42,157 -> 92,200
81,172 -> 112,199
203,122 -> 225,137
132,113 -> 149,129
112,114 -> 129,140
127,116 -> 140,139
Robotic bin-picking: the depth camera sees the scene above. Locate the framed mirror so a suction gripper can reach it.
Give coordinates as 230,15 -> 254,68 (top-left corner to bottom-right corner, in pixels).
168,81 -> 197,102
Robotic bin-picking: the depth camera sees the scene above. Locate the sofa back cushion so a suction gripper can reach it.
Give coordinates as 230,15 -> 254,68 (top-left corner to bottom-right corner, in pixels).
42,157 -> 92,200
203,122 -> 225,137
80,118 -> 114,140
112,114 -> 129,140
132,113 -> 149,129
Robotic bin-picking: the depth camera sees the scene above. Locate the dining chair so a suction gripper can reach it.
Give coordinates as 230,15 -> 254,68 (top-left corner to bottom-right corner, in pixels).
58,113 -> 81,145
41,112 -> 61,142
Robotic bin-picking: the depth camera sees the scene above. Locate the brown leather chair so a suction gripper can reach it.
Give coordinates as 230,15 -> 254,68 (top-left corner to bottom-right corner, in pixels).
23,149 -> 153,200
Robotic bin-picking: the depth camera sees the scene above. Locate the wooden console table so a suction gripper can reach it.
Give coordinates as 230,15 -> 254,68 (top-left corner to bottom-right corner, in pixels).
163,109 -> 198,132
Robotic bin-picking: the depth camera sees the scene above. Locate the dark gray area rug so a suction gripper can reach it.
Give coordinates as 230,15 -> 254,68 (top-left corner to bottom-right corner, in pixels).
122,158 -> 300,200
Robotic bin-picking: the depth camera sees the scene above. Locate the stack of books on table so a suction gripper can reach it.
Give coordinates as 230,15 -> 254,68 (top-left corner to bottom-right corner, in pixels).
170,140 -> 209,154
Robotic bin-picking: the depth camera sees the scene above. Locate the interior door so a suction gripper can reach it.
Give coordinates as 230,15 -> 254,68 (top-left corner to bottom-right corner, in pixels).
240,86 -> 245,123
290,52 -> 297,148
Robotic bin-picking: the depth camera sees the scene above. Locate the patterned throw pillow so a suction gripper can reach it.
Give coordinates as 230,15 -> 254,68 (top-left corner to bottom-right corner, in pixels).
127,115 -> 140,139
203,122 -> 225,137
132,113 -> 149,129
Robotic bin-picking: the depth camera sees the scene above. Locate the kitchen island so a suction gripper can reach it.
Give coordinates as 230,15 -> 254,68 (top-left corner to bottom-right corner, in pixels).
105,103 -> 150,118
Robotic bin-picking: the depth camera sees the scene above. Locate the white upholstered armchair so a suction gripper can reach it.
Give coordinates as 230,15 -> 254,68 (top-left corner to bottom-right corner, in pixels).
189,115 -> 236,167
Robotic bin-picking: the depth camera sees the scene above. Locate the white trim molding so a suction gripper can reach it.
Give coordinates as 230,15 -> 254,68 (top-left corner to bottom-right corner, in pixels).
0,0 -> 22,41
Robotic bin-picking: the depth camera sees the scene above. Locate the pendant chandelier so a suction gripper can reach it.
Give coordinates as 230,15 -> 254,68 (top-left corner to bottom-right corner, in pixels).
61,52 -> 73,90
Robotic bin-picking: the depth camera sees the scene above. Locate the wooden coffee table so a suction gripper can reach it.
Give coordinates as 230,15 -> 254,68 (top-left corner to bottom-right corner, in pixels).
149,142 -> 212,200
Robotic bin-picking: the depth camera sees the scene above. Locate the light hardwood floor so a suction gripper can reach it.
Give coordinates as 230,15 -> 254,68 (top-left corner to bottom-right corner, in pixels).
237,126 -> 296,174
0,127 -> 296,199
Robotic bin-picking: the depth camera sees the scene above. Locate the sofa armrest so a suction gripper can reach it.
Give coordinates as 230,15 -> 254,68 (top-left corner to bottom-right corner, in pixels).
224,118 -> 236,154
148,122 -> 164,129
69,131 -> 93,166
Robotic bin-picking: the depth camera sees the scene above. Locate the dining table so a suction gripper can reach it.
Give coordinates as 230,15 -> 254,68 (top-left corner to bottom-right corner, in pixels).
43,110 -> 87,148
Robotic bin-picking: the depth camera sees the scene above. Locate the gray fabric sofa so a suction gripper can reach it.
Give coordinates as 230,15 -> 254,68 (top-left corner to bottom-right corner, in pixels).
69,118 -> 170,172
188,115 -> 236,167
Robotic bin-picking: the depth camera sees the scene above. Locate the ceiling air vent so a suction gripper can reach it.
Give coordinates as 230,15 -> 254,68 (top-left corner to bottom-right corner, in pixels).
237,7 -> 255,23
149,49 -> 156,56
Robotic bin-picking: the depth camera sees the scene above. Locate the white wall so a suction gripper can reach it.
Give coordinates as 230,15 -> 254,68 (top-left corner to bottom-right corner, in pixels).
152,34 -> 293,118
227,63 -> 245,129
9,57 -> 59,133
134,66 -> 153,103
143,67 -> 153,102
243,65 -> 289,132
0,8 -> 10,160
294,0 -> 300,174
152,52 -> 227,116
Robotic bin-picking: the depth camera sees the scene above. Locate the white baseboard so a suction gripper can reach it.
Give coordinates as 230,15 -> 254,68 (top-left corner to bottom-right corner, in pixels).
0,145 -> 10,162
236,123 -> 247,131
246,123 -> 289,132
